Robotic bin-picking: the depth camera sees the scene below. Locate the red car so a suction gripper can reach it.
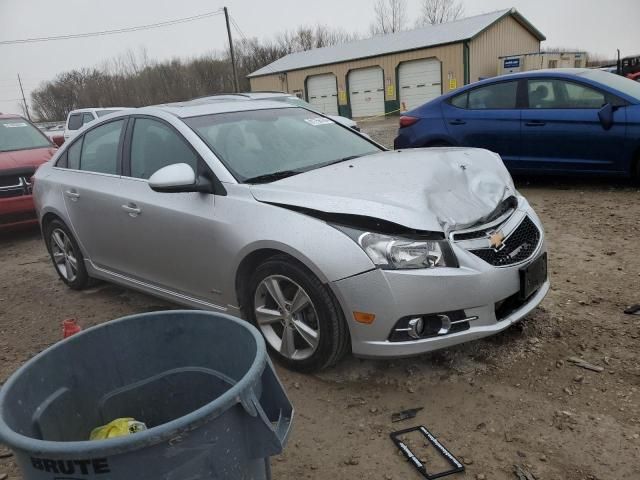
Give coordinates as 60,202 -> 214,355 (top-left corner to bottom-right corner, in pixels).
0,114 -> 57,229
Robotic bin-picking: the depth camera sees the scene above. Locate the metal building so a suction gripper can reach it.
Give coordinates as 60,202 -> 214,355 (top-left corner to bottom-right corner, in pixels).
248,8 -> 545,118
499,51 -> 588,75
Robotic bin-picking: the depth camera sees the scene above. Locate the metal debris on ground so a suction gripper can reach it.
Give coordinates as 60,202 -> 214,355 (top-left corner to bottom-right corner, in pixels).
391,407 -> 424,423
624,304 -> 640,315
390,425 -> 464,479
567,357 -> 604,372
514,464 -> 537,480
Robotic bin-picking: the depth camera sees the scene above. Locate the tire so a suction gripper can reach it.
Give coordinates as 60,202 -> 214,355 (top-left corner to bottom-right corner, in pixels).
245,255 -> 350,372
44,219 -> 90,290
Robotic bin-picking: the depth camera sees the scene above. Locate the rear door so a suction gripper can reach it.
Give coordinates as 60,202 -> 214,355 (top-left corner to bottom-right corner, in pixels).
520,78 -> 627,173
441,80 -> 522,167
58,118 -> 128,269
114,116 -> 223,305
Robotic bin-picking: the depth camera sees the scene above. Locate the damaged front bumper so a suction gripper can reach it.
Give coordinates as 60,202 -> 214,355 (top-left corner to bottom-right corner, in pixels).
330,204 -> 549,359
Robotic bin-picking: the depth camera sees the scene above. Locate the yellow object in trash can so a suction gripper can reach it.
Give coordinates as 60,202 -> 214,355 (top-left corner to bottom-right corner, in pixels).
89,418 -> 147,440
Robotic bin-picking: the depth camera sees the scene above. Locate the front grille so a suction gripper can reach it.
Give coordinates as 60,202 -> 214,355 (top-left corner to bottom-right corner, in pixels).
0,175 -> 21,188
0,173 -> 32,198
469,216 -> 540,267
454,228 -> 492,241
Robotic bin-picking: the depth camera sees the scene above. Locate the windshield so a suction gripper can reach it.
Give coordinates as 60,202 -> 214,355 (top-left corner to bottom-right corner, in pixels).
184,107 -> 381,182
96,109 -> 122,118
579,70 -> 640,101
0,118 -> 51,152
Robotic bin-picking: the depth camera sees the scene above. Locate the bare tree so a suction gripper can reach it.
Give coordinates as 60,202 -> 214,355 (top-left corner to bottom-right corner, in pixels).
370,0 -> 407,35
417,0 -> 464,26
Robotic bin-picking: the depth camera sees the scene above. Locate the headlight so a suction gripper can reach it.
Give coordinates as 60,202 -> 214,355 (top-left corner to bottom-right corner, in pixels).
333,225 -> 457,270
358,232 -> 453,269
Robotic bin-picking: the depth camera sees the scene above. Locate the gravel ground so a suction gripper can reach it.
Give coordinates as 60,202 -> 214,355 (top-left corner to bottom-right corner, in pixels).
1,121 -> 639,479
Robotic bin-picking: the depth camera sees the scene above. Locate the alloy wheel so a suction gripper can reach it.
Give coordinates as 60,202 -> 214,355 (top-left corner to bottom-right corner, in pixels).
50,228 -> 78,282
254,275 -> 320,361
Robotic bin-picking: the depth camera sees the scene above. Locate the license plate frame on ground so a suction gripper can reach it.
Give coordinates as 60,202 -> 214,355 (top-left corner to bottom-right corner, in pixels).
390,425 -> 464,479
520,252 -> 547,300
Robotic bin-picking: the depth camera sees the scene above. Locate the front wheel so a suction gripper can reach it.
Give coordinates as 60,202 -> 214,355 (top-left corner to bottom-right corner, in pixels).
246,256 -> 350,372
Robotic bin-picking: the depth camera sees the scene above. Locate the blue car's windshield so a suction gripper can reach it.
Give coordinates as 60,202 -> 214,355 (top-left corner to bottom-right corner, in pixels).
578,70 -> 640,101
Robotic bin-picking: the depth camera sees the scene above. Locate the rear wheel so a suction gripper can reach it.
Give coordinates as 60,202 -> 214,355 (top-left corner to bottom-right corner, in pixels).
44,219 -> 90,290
246,256 -> 349,372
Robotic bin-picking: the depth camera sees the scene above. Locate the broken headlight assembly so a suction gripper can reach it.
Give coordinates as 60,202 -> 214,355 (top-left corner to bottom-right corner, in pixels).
334,226 -> 458,270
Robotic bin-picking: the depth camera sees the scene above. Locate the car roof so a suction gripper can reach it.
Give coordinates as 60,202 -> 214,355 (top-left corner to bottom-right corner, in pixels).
132,99 -> 296,119
68,107 -> 127,114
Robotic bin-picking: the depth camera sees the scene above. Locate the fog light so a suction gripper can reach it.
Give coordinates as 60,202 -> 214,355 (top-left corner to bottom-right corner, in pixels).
407,317 -> 425,339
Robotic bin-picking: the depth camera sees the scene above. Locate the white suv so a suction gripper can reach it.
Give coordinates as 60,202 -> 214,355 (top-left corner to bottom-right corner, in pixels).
63,108 -> 126,141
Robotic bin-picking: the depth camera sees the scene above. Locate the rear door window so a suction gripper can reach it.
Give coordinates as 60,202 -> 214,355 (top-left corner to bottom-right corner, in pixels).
129,118 -> 198,179
79,120 -> 124,175
467,81 -> 518,109
67,114 -> 82,131
449,92 -> 468,109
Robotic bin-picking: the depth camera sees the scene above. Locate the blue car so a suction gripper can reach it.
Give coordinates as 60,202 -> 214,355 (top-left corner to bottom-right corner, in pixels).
394,69 -> 640,180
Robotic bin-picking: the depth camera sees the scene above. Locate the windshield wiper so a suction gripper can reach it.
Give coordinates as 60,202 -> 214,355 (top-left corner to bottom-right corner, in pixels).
322,154 -> 364,167
244,170 -> 301,184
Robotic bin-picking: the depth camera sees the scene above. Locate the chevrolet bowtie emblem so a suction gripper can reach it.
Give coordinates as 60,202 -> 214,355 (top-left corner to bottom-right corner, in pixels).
489,231 -> 506,250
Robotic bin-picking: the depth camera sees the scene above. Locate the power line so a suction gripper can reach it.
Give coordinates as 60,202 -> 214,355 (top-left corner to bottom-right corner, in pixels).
229,15 -> 279,76
0,9 -> 224,45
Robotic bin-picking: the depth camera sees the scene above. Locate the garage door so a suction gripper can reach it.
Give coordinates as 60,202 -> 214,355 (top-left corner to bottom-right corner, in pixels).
348,67 -> 385,118
399,59 -> 442,112
306,74 -> 338,116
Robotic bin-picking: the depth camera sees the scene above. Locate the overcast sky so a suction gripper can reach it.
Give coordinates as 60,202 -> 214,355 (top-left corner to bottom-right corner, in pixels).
1,0 -> 637,116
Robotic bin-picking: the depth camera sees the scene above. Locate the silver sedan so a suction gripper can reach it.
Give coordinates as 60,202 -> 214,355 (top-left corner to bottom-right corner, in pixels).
33,101 -> 549,372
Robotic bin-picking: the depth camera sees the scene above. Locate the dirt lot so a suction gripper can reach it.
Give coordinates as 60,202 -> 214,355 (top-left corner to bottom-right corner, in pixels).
1,123 -> 639,479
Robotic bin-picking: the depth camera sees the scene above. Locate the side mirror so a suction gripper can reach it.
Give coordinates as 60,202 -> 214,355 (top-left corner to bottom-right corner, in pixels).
149,163 -> 199,193
597,103 -> 614,130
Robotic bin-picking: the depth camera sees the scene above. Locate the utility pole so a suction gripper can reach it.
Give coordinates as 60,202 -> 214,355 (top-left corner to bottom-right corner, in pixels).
17,74 -> 31,121
224,6 -> 239,93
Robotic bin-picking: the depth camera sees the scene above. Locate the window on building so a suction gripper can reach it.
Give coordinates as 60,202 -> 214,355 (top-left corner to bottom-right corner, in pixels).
548,60 -> 558,68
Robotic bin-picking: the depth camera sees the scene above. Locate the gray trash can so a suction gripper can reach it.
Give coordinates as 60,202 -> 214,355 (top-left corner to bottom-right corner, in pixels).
0,310 -> 293,479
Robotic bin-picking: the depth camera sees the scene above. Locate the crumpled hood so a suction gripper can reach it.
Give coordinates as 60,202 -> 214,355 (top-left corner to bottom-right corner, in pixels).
0,147 -> 56,172
250,148 -> 516,233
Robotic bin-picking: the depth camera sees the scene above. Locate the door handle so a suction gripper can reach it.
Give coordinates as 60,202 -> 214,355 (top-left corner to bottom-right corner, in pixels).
525,121 -> 546,127
449,119 -> 466,125
64,190 -> 80,201
121,203 -> 141,216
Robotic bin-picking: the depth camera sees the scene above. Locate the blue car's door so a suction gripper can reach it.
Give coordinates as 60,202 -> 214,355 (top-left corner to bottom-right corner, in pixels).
519,78 -> 627,174
443,79 -> 521,167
